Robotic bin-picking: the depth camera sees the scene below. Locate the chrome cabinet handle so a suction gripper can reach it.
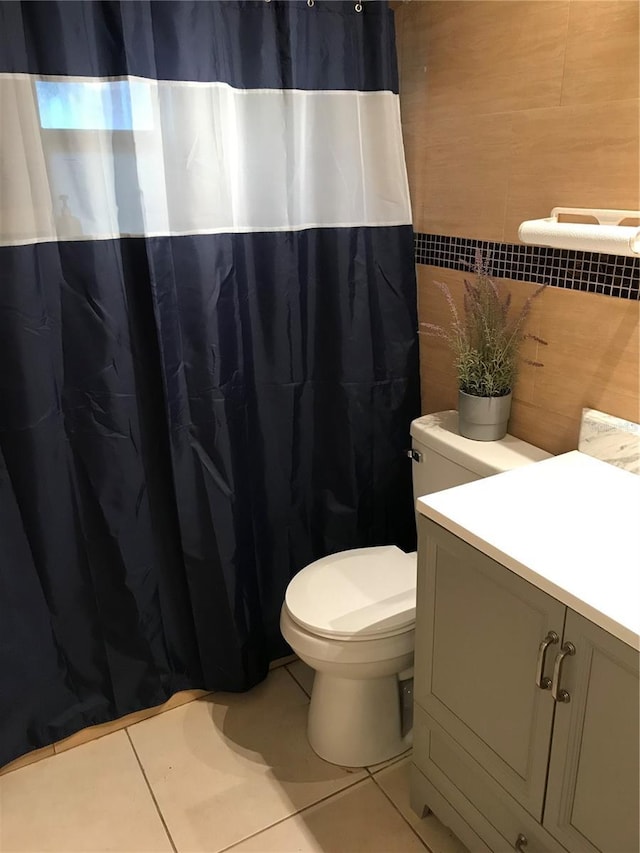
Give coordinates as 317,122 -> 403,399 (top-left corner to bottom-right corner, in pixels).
514,833 -> 528,851
551,641 -> 576,703
535,631 -> 559,689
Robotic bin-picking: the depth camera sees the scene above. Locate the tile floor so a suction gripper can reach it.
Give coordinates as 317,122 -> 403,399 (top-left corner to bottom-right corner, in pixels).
0,660 -> 468,853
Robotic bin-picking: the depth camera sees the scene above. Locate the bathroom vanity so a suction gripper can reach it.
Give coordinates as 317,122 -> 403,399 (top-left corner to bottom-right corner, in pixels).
411,451 -> 640,853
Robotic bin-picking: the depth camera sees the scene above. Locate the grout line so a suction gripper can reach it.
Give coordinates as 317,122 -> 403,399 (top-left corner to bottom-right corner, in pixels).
412,232 -> 640,300
269,653 -> 298,671
367,749 -> 412,778
557,0 -> 572,108
283,664 -> 313,699
370,766 -> 434,853
125,729 -> 178,853
215,776 -> 370,853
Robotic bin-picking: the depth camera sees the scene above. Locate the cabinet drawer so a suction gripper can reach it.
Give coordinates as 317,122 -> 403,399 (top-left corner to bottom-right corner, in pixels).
413,704 -> 565,853
411,763 -> 491,853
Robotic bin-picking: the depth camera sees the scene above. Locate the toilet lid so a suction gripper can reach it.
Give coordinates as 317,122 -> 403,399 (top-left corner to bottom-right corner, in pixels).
285,546 -> 417,640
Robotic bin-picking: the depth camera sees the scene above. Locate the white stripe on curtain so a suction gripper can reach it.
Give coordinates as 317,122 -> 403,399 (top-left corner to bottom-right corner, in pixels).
0,74 -> 411,247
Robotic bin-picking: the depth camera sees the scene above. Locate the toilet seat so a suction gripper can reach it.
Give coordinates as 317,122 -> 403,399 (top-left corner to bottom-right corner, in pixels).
285,546 -> 417,641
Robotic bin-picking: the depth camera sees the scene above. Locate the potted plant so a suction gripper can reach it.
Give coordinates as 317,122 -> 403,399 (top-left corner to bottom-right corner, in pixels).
422,251 -> 547,441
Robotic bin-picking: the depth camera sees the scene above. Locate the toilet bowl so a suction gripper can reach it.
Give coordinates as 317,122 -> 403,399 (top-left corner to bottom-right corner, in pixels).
280,545 -> 416,767
281,411 -> 551,767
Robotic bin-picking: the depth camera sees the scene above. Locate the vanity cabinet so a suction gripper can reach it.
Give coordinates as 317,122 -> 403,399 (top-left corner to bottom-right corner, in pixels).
411,517 -> 640,853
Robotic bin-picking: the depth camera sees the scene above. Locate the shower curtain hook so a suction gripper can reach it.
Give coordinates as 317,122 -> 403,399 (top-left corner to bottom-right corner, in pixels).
355,2 -> 363,11
307,0 -> 314,6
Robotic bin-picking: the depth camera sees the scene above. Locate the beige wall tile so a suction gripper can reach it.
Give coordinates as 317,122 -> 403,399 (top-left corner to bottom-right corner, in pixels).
419,266 -> 474,411
419,267 -> 545,414
418,112 -> 512,238
397,1 -> 640,241
418,267 -> 544,344
562,0 -> 639,105
418,272 -> 640,455
530,288 -> 639,418
505,99 -> 640,241
421,1 -> 569,118
395,1 -> 431,76
402,124 -> 429,226
419,336 -> 458,413
394,4 -> 437,229
417,265 -> 461,328
398,1 -> 640,453
507,402 -> 580,455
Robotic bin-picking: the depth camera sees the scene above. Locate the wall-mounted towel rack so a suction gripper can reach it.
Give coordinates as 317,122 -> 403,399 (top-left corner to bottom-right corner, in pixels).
518,207 -> 640,257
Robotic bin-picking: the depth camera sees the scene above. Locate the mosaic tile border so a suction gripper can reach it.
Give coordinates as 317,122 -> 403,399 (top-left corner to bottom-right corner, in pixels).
414,233 -> 639,300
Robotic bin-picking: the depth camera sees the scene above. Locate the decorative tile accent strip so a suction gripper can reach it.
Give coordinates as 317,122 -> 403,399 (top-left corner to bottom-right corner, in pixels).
414,233 -> 640,300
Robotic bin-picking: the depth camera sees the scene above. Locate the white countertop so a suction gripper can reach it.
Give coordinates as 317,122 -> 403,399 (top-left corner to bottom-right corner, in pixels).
416,451 -> 640,650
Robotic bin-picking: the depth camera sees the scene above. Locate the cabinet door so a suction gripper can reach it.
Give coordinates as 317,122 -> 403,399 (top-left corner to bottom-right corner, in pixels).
415,518 -> 565,820
544,609 -> 640,853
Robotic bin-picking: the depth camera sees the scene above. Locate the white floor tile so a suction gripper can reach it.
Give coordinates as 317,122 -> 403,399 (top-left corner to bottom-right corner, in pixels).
367,746 -> 412,774
227,778 -> 427,852
285,659 -> 314,697
373,758 -> 469,853
128,667 -> 367,853
0,729 -> 173,853
269,654 -> 297,670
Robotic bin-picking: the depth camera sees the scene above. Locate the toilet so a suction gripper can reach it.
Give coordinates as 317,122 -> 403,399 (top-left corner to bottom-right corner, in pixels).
280,410 -> 551,767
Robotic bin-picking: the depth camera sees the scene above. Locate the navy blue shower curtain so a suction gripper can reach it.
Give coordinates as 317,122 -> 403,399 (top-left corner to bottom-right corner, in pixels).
0,0 -> 419,767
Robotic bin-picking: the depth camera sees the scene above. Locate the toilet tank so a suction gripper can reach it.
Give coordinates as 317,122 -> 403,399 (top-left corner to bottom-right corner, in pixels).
410,411 -> 551,500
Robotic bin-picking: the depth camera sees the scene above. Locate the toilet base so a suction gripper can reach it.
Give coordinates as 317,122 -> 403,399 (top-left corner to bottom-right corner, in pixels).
307,671 -> 412,767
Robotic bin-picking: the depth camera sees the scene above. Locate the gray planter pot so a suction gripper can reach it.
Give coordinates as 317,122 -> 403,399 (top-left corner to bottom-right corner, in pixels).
458,390 -> 512,441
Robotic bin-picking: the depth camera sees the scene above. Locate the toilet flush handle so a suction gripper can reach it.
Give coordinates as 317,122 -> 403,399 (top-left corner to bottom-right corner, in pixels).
406,449 -> 422,462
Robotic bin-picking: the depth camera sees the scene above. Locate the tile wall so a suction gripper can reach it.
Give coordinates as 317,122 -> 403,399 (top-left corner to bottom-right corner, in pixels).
393,0 -> 640,454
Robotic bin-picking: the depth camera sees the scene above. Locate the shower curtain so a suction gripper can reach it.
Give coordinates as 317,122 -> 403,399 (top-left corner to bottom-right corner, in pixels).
0,0 -> 419,767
